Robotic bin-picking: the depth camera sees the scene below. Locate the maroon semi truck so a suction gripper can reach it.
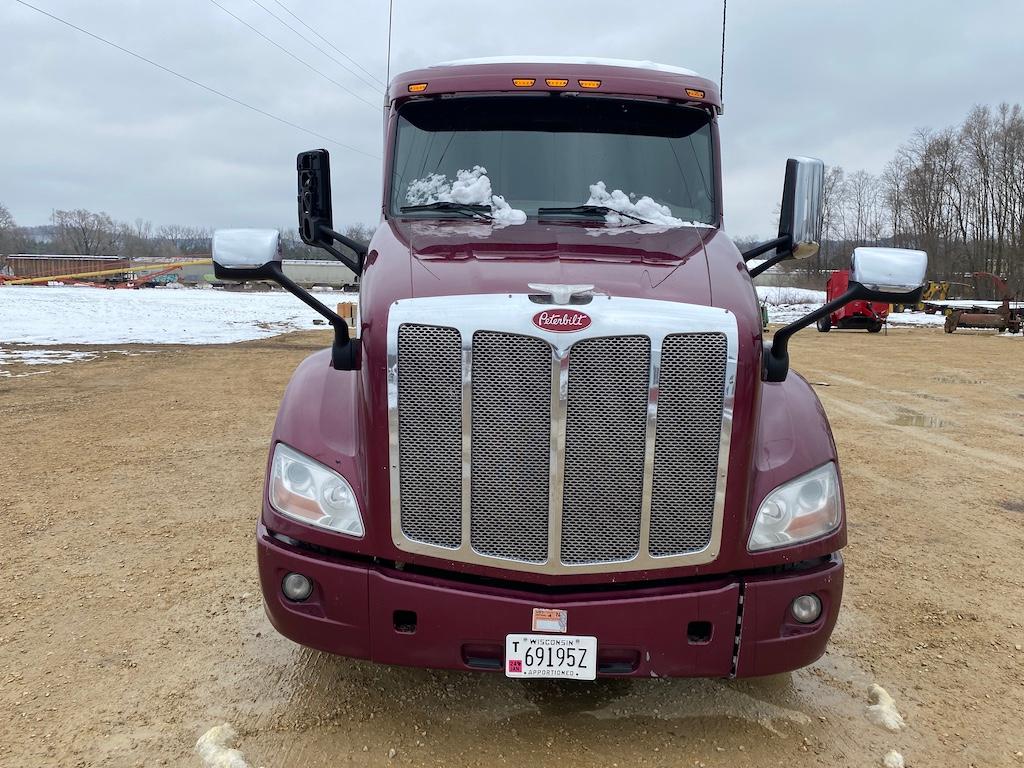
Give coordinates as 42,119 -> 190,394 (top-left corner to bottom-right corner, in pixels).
213,58 -> 927,680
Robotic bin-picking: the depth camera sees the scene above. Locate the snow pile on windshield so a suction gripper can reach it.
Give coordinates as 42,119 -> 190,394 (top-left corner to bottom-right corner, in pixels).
586,182 -> 702,228
406,166 -> 526,224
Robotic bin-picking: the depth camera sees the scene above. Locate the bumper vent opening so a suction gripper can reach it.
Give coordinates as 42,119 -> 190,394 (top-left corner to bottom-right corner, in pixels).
688,620 -> 713,644
393,610 -> 418,634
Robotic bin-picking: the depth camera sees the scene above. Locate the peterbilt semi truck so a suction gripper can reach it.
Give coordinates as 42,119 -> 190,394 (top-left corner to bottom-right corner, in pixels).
213,58 -> 927,680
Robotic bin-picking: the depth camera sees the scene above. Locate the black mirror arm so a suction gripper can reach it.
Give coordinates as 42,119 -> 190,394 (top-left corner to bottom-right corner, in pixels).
744,236 -> 793,279
763,285 -> 859,382
310,227 -> 364,275
267,263 -> 358,370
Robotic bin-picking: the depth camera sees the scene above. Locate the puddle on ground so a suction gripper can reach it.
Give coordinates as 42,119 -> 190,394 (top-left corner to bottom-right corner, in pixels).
888,407 -> 951,428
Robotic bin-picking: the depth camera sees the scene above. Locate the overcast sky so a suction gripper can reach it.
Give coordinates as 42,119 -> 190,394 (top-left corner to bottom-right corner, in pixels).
2,0 -> 1021,239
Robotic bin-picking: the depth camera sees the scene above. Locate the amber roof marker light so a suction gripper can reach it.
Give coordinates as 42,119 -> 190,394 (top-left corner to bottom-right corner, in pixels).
685,88 -> 706,98
545,78 -> 569,87
408,82 -> 428,92
513,78 -> 536,87
578,79 -> 601,89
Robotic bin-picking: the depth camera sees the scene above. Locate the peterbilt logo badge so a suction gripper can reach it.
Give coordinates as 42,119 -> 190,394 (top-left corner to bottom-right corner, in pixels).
532,309 -> 592,332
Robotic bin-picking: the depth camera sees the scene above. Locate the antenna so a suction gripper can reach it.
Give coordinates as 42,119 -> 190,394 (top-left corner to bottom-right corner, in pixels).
719,0 -> 727,105
385,0 -> 393,86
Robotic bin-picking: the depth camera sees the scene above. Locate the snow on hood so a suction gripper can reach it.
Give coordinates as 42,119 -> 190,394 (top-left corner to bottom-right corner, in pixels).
586,182 -> 705,228
405,166 -> 526,225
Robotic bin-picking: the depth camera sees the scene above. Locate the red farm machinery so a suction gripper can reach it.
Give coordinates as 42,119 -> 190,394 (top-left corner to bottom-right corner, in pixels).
816,269 -> 888,333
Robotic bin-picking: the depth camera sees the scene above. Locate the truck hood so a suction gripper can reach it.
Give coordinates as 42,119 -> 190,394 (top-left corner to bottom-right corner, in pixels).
387,219 -> 714,304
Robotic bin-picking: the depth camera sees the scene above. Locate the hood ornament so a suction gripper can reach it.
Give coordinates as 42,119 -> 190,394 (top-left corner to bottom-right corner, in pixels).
527,283 -> 595,305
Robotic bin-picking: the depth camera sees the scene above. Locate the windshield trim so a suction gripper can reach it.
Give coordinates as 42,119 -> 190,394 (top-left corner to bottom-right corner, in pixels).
384,93 -> 721,229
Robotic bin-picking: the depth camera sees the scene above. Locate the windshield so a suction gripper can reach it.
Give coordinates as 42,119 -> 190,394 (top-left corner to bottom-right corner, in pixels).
389,95 -> 716,225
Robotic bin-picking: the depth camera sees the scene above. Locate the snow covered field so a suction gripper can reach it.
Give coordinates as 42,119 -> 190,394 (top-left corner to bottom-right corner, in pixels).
0,285 -> 355,345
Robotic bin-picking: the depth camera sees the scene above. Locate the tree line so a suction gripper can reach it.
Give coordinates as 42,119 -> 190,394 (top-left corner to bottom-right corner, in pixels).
783,102 -> 1024,297
0,204 -> 372,262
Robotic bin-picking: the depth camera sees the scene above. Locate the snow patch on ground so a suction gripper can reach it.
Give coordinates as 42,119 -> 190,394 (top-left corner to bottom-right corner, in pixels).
405,166 -> 526,224
195,724 -> 252,768
0,285 -> 354,345
865,684 -> 906,732
756,286 -> 826,305
0,348 -> 98,366
586,182 -> 703,228
882,749 -> 905,768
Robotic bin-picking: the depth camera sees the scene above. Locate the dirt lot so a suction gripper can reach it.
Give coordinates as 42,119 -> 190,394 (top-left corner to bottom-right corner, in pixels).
1,328 -> 1022,767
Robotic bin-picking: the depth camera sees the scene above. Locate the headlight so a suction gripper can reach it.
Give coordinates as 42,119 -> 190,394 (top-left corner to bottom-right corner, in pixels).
748,462 -> 841,552
269,443 -> 364,537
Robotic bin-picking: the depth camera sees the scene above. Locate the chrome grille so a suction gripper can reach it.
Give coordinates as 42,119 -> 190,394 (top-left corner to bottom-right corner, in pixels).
649,333 -> 728,556
470,331 -> 551,562
560,336 -> 649,564
396,324 -> 462,548
388,295 -> 736,575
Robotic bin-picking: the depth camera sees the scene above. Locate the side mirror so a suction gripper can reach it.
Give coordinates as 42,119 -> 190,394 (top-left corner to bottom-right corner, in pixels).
763,247 -> 928,382
295,148 -> 366,273
745,157 -> 824,276
297,149 -> 334,246
778,157 -> 824,260
212,228 -> 282,280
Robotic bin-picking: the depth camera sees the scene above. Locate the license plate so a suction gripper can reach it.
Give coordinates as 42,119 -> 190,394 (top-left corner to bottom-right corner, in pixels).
504,633 -> 598,680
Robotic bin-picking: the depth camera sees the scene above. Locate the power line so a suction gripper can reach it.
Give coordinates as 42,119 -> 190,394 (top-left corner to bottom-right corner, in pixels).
208,0 -> 380,112
246,0 -> 385,94
12,0 -> 379,158
270,0 -> 385,88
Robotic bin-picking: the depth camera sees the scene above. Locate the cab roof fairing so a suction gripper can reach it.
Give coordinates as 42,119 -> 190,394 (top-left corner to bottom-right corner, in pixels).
386,60 -> 721,112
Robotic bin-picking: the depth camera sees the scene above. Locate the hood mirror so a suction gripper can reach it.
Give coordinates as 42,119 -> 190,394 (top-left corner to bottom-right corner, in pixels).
850,247 -> 928,298
763,246 -> 929,382
212,228 -> 282,273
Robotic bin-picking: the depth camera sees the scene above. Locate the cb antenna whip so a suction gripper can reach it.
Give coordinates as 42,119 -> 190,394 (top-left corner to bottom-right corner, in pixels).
385,0 -> 393,86
719,0 -> 727,106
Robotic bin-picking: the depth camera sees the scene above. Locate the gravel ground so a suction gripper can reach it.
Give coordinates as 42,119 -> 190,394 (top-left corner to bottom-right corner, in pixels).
1,327 -> 1022,767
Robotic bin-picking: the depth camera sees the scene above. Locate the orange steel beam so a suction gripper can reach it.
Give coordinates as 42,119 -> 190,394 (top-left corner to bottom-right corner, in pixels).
4,259 -> 212,285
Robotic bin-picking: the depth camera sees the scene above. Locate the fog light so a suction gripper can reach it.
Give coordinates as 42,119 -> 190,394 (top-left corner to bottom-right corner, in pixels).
791,594 -> 822,624
282,572 -> 313,602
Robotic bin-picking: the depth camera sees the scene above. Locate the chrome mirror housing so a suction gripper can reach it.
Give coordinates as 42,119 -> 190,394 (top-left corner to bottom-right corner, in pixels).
850,247 -> 928,296
212,228 -> 282,270
779,157 -> 824,260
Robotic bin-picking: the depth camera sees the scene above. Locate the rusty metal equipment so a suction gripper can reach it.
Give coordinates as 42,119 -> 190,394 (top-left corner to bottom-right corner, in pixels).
943,272 -> 1022,334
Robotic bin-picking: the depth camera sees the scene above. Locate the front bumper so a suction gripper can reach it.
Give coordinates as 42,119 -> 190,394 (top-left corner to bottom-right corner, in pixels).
257,523 -> 843,678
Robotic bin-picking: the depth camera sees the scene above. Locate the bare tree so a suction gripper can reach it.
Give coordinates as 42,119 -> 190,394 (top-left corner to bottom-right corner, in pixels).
0,202 -> 23,254
51,209 -> 121,255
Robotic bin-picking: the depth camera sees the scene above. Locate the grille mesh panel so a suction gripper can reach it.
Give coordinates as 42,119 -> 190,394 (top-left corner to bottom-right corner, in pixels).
560,336 -> 650,564
649,333 -> 727,556
470,332 -> 551,562
397,324 -> 463,548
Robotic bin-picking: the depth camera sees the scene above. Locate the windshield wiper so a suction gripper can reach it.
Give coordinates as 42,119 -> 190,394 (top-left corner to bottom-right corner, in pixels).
399,202 -> 493,221
537,205 -> 654,225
